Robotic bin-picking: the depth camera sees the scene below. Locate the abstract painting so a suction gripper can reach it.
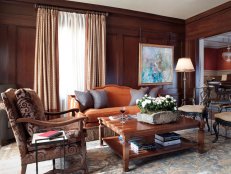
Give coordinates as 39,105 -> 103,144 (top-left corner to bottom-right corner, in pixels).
139,43 -> 174,85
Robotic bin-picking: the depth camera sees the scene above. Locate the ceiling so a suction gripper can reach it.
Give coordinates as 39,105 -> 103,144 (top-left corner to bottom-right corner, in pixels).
68,0 -> 231,48
68,0 -> 230,19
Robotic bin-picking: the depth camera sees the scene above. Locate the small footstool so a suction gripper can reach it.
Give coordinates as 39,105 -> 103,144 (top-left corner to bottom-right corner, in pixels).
212,112 -> 231,143
178,105 -> 210,131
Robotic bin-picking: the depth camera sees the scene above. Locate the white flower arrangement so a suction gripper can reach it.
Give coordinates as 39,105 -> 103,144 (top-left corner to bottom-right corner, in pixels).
136,94 -> 177,114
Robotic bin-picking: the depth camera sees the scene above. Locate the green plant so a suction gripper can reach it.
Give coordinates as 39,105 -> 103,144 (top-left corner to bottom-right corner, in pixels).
136,95 -> 177,114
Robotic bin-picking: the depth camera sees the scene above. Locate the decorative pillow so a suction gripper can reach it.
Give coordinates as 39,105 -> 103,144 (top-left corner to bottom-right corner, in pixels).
74,90 -> 94,112
90,90 -> 108,109
149,86 -> 161,98
15,89 -> 45,136
27,89 -> 45,120
129,87 -> 149,106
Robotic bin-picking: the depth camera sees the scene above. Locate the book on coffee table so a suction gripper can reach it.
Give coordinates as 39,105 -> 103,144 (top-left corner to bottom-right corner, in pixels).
118,135 -> 141,144
155,138 -> 181,147
155,132 -> 180,142
131,139 -> 156,153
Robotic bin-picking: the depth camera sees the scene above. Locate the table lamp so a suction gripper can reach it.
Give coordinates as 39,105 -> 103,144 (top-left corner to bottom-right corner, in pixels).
175,57 -> 195,105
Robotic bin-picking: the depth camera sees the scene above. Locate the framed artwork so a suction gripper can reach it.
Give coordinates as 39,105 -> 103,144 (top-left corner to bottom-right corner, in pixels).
138,43 -> 174,85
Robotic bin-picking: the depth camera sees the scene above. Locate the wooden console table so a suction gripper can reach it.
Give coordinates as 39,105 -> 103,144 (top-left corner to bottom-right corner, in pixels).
98,116 -> 204,172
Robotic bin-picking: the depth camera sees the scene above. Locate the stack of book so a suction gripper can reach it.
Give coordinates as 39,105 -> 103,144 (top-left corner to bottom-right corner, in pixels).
118,135 -> 140,144
130,139 -> 156,153
155,132 -> 181,147
118,136 -> 156,153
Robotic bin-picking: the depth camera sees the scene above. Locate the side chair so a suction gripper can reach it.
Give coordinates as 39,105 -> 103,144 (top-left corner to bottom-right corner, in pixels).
178,88 -> 210,131
213,104 -> 231,143
1,88 -> 88,174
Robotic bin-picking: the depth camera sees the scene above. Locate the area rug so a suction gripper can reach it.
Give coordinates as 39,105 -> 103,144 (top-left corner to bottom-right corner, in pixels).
0,128 -> 231,174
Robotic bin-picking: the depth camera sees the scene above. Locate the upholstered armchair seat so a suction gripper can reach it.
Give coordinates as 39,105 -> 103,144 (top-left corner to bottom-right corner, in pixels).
1,88 -> 88,174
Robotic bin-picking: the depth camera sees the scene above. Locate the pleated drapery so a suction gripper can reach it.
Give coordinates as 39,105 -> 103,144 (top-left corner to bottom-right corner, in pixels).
34,8 -> 59,111
86,14 -> 106,90
58,12 -> 86,110
34,8 -> 106,110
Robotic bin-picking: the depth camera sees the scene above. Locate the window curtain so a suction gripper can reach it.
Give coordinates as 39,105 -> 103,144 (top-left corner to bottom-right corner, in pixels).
58,12 -> 86,110
86,14 -> 106,90
34,8 -> 59,111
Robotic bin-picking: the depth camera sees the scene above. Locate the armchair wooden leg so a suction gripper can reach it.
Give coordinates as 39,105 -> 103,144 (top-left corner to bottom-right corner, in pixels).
52,159 -> 56,171
21,164 -> 27,174
81,135 -> 88,174
212,121 -> 219,143
83,160 -> 88,174
202,111 -> 210,132
205,115 -> 210,132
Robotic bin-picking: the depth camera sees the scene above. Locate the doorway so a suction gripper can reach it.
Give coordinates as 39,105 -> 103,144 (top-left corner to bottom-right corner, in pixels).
199,32 -> 231,102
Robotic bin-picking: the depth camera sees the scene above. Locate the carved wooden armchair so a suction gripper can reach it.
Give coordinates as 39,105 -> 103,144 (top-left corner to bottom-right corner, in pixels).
1,88 -> 88,174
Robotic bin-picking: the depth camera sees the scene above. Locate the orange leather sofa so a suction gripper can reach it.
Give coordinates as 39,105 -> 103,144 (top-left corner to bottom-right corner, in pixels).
68,85 -> 140,128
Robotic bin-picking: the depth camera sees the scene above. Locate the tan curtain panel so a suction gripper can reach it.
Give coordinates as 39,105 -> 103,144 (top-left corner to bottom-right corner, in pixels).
86,14 -> 106,90
34,8 -> 59,111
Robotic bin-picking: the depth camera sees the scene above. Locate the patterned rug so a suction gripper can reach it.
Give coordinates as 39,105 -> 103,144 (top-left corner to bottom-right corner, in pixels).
0,128 -> 231,174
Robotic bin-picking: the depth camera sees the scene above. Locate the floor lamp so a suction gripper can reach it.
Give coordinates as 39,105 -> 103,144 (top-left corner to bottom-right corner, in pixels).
175,58 -> 195,105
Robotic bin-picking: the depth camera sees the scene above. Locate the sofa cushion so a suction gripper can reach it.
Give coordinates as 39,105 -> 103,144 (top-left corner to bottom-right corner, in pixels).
149,86 -> 161,98
129,87 -> 149,106
74,90 -> 94,112
90,90 -> 108,109
84,105 -> 140,123
15,89 -> 45,136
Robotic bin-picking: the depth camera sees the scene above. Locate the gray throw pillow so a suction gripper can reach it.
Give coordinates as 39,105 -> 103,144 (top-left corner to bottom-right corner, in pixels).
74,90 -> 94,112
129,87 -> 149,106
90,90 -> 108,109
149,86 -> 161,98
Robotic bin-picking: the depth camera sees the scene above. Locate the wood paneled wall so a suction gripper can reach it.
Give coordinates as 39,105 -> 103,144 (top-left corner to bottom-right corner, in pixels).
185,1 -> 231,102
0,1 -> 36,88
0,0 -> 185,101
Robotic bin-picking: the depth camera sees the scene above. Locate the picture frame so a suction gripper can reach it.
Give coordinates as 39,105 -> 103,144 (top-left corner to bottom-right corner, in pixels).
138,43 -> 174,85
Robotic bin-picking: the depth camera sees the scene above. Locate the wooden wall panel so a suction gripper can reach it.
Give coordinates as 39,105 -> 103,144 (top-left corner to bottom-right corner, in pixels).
0,0 -> 185,102
0,25 -> 16,84
106,33 -> 120,84
185,1 -> 231,102
123,35 -> 139,88
0,25 -> 9,83
0,1 -> 35,88
16,27 -> 36,88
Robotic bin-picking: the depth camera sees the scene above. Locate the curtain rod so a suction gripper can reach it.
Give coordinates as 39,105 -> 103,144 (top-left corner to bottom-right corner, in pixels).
34,4 -> 109,16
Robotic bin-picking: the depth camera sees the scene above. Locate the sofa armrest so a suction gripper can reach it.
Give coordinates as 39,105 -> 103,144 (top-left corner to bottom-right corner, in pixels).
68,95 -> 81,109
67,95 -> 81,117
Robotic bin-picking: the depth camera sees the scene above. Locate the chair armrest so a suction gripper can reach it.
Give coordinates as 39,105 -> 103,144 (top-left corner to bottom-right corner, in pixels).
77,112 -> 88,127
16,116 -> 86,128
45,108 -> 79,117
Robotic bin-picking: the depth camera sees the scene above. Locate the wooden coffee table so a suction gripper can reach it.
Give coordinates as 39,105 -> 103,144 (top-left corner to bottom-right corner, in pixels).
98,116 -> 204,172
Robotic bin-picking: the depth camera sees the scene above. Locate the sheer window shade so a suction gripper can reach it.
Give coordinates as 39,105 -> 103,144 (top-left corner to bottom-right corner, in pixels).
58,12 -> 86,110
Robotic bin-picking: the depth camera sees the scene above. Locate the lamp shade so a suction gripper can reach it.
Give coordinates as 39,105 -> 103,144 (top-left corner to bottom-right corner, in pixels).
175,57 -> 195,72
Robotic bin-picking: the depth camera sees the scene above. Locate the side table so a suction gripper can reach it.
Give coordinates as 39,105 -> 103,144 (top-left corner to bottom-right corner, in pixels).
32,131 -> 67,174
